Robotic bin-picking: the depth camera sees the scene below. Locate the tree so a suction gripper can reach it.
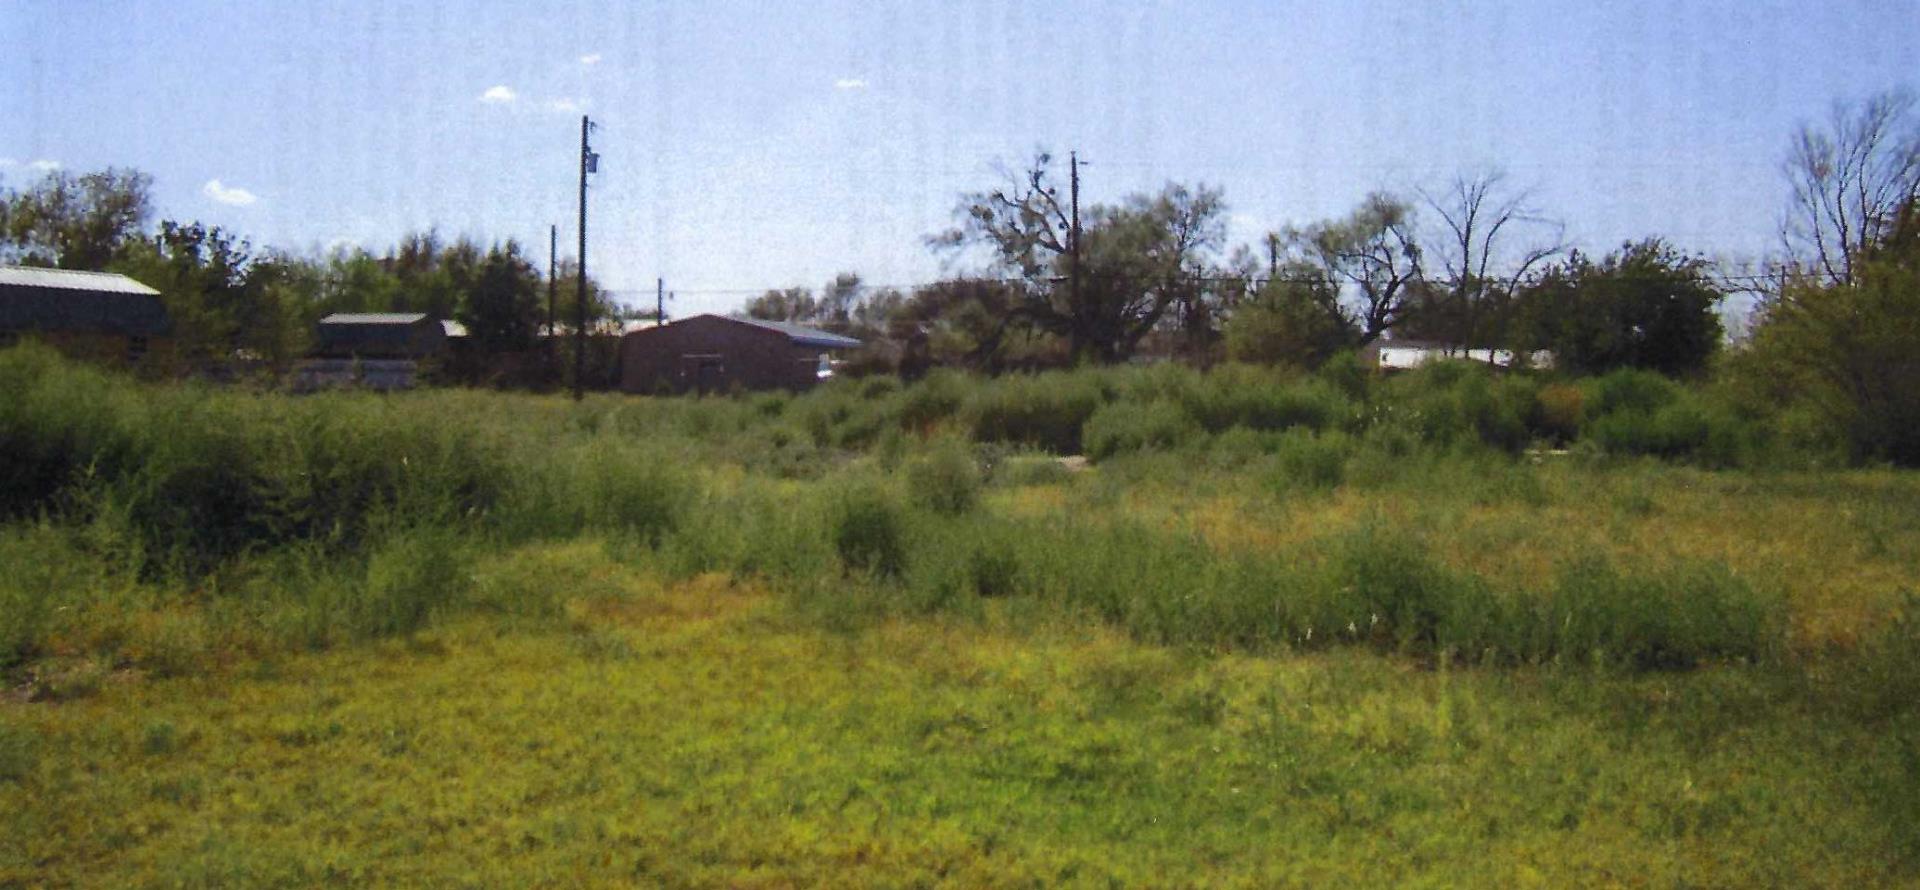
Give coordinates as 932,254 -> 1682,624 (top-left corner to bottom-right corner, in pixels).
1405,170 -> 1563,346
932,152 -> 1228,362
1282,193 -> 1425,345
897,277 -> 1029,371
1223,264 -> 1356,367
1517,239 -> 1723,376
458,242 -> 542,352
1743,200 -> 1920,464
1,168 -> 154,270
1782,88 -> 1920,286
744,286 -> 818,323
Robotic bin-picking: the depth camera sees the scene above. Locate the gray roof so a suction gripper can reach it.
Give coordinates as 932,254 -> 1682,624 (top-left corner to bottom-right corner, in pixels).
730,316 -> 862,349
319,313 -> 429,325
0,266 -> 161,296
0,264 -> 170,337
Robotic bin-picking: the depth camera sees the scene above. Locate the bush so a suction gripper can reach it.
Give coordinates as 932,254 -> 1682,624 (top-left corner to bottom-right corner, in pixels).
1082,400 -> 1199,460
906,439 -> 982,514
1539,556 -> 1781,669
353,525 -> 471,639
1269,430 -> 1348,493
897,369 -> 968,433
830,484 -> 908,578
963,372 -> 1103,454
1533,383 -> 1585,444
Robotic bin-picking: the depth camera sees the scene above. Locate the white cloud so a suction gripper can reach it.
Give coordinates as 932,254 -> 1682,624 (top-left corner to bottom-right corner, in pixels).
28,159 -> 61,172
480,85 -> 518,104
834,78 -> 868,90
579,53 -> 602,65
202,179 -> 258,206
547,98 -> 582,113
0,158 -> 16,168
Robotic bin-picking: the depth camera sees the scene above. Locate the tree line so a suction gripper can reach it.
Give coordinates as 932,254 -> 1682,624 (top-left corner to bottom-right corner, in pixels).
3,88 -> 1916,463
748,91 -> 1910,382
0,173 -> 622,372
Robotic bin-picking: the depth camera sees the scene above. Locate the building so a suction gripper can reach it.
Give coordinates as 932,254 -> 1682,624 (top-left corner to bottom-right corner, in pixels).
619,314 -> 862,393
1360,339 -> 1553,372
0,265 -> 171,365
313,313 -> 449,358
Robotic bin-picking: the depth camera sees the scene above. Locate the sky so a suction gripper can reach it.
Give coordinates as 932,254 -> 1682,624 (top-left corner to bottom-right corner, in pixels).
2,0 -> 1915,317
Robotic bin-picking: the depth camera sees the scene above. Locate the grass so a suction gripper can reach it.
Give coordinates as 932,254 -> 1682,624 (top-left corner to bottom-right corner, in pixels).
4,343 -> 1920,883
0,552 -> 1905,886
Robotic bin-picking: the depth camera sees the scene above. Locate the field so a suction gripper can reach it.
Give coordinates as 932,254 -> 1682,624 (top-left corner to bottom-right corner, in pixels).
3,343 -> 1919,886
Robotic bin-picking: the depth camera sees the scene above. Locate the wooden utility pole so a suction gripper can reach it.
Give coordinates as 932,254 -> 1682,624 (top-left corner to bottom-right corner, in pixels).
546,225 -> 557,338
656,277 -> 664,323
574,115 -> 595,400
1069,150 -> 1082,320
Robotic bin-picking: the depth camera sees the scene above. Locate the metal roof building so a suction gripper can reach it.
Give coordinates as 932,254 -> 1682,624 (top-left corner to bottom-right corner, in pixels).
314,312 -> 448,358
619,313 -> 862,393
0,266 -> 170,338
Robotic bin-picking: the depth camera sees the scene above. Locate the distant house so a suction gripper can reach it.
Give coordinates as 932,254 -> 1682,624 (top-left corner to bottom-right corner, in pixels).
619,314 -> 861,394
0,265 -> 170,365
293,313 -> 450,391
314,313 -> 449,359
1360,339 -> 1552,372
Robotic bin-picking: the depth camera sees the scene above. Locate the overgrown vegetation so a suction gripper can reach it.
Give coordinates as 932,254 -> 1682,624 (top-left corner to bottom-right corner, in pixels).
4,343 -> 1920,881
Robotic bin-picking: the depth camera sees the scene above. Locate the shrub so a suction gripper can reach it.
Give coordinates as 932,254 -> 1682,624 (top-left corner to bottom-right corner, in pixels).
830,484 -> 908,578
1539,556 -> 1781,669
1584,368 -> 1679,417
353,525 -> 471,638
1082,400 -> 1199,460
1269,430 -> 1348,493
1180,373 -> 1346,435
963,372 -> 1103,454
906,438 -> 981,514
897,369 -> 969,433
1533,383 -> 1585,444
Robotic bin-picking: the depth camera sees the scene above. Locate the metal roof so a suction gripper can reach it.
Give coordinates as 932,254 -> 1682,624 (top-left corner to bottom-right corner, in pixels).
729,316 -> 863,349
319,313 -> 430,325
0,265 -> 160,296
0,265 -> 170,336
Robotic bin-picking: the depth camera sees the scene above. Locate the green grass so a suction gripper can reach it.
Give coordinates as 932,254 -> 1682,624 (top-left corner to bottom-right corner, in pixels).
5,344 -> 1920,883
0,552 -> 1905,886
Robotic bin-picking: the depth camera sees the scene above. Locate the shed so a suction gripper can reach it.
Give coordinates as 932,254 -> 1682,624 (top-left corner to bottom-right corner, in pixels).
0,265 -> 171,364
314,313 -> 448,358
619,314 -> 861,394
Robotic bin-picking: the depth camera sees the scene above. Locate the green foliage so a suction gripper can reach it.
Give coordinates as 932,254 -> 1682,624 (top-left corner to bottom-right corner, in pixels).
1517,239 -> 1723,376
905,438 -> 982,514
1269,429 -> 1348,492
1738,210 -> 1920,465
1082,400 -> 1199,460
830,483 -> 908,578
963,372 -> 1103,454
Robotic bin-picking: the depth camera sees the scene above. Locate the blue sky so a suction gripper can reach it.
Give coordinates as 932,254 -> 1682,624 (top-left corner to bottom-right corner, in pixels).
2,1 -> 1914,316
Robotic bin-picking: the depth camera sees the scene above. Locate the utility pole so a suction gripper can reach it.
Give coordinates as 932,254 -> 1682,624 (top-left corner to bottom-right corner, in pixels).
574,115 -> 596,401
1267,232 -> 1279,284
656,277 -> 664,324
546,225 -> 557,339
1069,150 -> 1082,322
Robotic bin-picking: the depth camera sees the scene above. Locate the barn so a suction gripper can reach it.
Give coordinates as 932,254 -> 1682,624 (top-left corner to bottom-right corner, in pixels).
313,313 -> 449,358
0,265 -> 171,366
619,314 -> 861,394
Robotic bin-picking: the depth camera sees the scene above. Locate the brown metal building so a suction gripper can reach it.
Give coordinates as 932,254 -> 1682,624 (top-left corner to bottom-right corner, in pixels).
619,314 -> 861,394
